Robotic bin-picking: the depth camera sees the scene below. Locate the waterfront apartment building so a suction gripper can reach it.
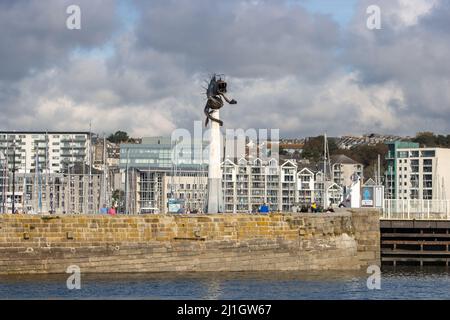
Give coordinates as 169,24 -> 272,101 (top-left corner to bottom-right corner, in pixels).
385,141 -> 450,200
0,170 -> 104,214
0,131 -> 92,174
0,153 -> 7,213
330,154 -> 363,188
222,158 -> 343,213
119,136 -> 351,214
222,158 -> 297,212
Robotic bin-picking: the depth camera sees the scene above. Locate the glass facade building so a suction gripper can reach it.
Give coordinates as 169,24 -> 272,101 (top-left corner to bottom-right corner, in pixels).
120,136 -> 208,170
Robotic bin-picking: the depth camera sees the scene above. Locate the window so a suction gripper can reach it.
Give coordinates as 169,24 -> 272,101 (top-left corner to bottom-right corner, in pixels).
423,190 -> 433,199
421,150 -> 435,157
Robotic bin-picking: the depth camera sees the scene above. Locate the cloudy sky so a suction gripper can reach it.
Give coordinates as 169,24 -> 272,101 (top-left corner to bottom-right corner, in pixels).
0,0 -> 448,138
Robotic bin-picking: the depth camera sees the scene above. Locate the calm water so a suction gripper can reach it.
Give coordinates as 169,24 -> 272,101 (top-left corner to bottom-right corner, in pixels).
1,267 -> 450,300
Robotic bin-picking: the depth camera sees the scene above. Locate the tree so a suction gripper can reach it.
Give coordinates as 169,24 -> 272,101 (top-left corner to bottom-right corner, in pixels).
279,146 -> 288,156
107,131 -> 129,144
412,132 -> 437,147
301,136 -> 338,162
411,132 -> 450,148
112,189 -> 125,212
341,143 -> 388,180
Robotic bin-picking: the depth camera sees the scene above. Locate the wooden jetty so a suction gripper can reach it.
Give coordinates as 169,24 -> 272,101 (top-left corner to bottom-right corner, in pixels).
381,219 -> 450,266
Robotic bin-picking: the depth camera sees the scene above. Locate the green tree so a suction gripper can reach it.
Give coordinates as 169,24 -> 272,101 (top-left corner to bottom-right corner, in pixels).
412,131 -> 437,147
341,143 -> 388,180
302,136 -> 338,162
107,131 -> 130,144
112,189 -> 125,212
411,132 -> 450,148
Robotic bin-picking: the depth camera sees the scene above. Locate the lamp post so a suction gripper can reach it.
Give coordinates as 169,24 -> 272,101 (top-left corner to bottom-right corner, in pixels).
124,148 -> 129,214
11,139 -> 16,214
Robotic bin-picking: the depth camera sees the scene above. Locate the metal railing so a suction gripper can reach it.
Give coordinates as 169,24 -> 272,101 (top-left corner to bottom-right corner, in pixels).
382,199 -> 450,220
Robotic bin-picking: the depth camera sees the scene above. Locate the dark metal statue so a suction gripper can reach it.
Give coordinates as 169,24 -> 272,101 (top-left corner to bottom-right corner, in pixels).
204,74 -> 237,127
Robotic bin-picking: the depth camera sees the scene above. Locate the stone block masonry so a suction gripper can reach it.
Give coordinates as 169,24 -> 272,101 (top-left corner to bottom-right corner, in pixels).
0,209 -> 380,274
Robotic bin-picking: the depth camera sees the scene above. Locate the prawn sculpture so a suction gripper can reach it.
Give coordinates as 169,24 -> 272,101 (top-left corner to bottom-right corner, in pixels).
204,74 -> 237,127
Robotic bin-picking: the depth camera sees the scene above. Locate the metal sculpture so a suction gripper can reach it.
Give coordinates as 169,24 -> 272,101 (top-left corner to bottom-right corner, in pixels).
203,74 -> 237,213
204,74 -> 237,127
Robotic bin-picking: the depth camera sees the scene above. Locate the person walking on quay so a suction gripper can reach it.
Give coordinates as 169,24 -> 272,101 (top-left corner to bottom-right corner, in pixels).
311,201 -> 317,213
108,206 -> 116,215
100,204 -> 108,214
258,203 -> 269,214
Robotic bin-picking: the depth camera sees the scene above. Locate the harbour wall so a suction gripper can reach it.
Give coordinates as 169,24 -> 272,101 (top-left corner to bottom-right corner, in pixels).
0,210 -> 380,274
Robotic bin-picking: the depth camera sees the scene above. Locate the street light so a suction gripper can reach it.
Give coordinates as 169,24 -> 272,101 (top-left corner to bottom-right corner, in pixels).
11,139 -> 16,214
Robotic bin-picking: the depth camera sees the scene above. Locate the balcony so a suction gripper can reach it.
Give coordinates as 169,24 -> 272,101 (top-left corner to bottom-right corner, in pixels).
61,137 -> 86,143
386,152 -> 395,159
61,152 -> 86,157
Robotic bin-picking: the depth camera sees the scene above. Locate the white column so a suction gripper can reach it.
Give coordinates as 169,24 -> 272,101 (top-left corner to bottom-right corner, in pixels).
207,109 -> 223,213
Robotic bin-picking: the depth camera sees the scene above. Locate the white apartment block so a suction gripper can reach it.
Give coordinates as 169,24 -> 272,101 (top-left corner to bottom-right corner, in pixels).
389,147 -> 450,200
222,158 -> 343,213
0,131 -> 92,174
222,158 -> 296,213
297,168 -> 315,205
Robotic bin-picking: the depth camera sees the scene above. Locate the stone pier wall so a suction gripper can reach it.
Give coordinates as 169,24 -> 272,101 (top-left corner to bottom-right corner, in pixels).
0,210 -> 380,274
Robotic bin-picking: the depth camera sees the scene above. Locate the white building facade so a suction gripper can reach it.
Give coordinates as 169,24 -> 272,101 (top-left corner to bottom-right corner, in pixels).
389,147 -> 450,200
222,158 -> 343,213
0,131 -> 92,174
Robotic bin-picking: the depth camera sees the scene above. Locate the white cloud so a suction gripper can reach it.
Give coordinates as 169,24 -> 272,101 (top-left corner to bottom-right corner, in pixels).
395,0 -> 439,26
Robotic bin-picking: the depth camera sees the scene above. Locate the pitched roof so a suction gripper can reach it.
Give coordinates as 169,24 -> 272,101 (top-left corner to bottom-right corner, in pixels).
330,154 -> 361,165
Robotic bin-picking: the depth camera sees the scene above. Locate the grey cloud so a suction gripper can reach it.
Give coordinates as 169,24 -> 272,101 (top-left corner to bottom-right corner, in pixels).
0,0 -> 449,138
0,0 -> 118,81
134,0 -> 341,81
342,0 -> 450,134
